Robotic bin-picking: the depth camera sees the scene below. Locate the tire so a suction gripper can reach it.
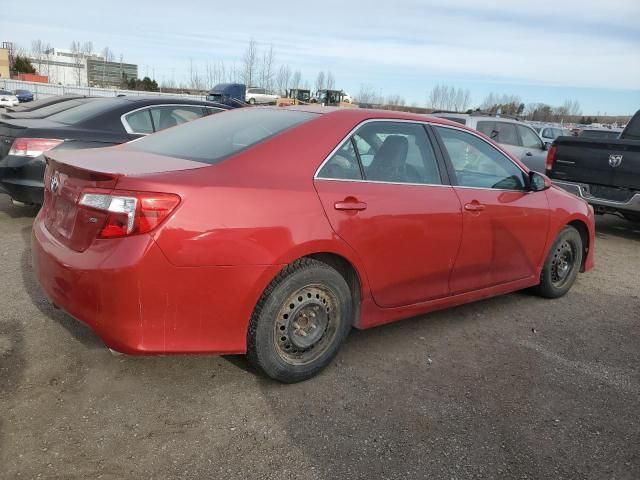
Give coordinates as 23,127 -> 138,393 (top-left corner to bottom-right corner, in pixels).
247,258 -> 353,383
248,98 -> 256,105
534,226 -> 583,299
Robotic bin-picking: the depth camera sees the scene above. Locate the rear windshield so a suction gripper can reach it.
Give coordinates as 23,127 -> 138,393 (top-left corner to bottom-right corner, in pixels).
47,98 -> 126,125
440,116 -> 467,125
129,108 -> 318,164
580,130 -> 620,139
17,98 -> 91,117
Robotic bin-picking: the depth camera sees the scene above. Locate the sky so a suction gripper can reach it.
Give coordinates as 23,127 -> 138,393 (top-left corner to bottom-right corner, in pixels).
2,0 -> 639,115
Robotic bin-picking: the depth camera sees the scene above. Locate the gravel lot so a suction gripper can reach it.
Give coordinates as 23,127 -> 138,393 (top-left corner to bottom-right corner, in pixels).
0,192 -> 638,479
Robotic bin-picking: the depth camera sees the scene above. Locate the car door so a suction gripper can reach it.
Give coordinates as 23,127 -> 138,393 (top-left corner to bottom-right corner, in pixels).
314,120 -> 463,308
516,124 -> 547,173
433,125 -> 549,294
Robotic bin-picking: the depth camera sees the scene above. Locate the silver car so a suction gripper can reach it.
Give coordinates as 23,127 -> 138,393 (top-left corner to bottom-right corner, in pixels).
536,126 -> 571,145
431,113 -> 548,173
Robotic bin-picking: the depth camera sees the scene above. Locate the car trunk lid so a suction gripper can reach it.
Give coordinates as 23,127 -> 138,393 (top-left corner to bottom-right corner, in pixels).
43,147 -> 206,251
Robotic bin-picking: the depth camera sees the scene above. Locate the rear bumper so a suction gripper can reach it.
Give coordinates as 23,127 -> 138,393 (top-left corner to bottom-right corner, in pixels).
0,154 -> 45,204
32,213 -> 282,355
553,180 -> 640,214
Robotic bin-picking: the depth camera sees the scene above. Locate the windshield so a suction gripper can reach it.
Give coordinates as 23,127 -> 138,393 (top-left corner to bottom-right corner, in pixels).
47,98 -> 126,125
16,99 -> 93,117
129,108 -> 317,164
0,90 -> 13,96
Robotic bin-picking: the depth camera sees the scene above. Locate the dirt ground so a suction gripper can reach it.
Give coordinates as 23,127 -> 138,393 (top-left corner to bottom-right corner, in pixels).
0,193 -> 638,479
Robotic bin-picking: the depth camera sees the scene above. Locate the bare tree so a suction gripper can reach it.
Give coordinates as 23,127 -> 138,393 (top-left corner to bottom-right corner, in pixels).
356,84 -> 380,105
31,40 -> 46,75
291,70 -> 302,89
189,59 -> 206,91
326,71 -> 335,90
315,71 -> 325,92
259,44 -> 275,90
70,41 -> 86,86
275,64 -> 291,96
242,39 -> 258,87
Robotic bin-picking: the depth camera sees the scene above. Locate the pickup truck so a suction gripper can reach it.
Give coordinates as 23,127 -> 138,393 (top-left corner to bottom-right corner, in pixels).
547,110 -> 640,222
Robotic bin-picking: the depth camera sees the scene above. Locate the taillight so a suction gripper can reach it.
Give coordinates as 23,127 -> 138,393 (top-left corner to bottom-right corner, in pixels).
9,138 -> 64,157
546,144 -> 557,171
79,191 -> 181,238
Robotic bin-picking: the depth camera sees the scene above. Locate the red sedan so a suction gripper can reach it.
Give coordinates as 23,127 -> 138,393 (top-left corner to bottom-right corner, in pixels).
32,107 -> 595,382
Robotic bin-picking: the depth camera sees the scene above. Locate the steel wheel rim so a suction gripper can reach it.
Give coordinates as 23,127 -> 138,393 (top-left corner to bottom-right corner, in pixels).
551,240 -> 576,287
274,285 -> 340,366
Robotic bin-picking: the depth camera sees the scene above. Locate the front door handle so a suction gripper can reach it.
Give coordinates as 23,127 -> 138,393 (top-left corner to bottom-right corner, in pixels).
525,151 -> 533,156
335,198 -> 367,211
464,202 -> 485,212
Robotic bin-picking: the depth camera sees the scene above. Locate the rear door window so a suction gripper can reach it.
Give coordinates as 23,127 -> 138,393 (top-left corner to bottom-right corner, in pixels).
150,105 -> 205,131
477,121 -> 518,145
124,108 -> 154,134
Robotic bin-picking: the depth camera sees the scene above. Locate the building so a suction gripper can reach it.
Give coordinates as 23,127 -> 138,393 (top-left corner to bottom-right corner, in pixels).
0,46 -> 10,79
86,57 -> 138,88
28,48 -> 137,88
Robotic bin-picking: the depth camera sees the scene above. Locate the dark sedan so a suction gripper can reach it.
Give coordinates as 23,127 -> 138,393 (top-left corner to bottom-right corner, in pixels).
15,89 -> 34,103
0,97 -> 228,204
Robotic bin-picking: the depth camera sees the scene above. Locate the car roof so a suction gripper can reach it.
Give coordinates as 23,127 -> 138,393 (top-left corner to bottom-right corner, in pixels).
266,106 -> 470,128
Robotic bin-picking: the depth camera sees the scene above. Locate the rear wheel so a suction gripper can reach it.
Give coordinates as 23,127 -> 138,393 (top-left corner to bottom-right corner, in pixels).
248,98 -> 256,105
534,226 -> 583,298
247,258 -> 352,383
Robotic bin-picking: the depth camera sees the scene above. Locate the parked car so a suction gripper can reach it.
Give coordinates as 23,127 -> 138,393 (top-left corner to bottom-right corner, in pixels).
31,107 -> 595,383
342,92 -> 354,103
1,96 -> 98,120
431,113 -> 548,172
536,126 -> 571,145
547,109 -> 640,222
0,90 -> 20,108
0,97 -> 228,204
245,87 -> 279,105
14,89 -> 34,103
206,83 -> 246,108
2,94 -> 89,113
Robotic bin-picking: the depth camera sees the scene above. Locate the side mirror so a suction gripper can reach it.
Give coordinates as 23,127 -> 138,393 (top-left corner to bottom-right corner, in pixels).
529,171 -> 551,192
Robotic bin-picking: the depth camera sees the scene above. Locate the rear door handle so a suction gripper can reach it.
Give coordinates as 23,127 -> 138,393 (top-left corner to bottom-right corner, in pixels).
464,202 -> 485,212
334,199 -> 367,211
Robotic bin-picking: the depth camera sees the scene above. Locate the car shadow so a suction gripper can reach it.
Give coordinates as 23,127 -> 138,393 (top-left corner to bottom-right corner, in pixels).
0,194 -> 40,219
19,225 -> 105,350
595,215 -> 640,241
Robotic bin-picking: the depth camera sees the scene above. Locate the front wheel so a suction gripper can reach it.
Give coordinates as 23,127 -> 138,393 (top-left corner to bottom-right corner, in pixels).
247,258 -> 353,383
534,226 -> 583,298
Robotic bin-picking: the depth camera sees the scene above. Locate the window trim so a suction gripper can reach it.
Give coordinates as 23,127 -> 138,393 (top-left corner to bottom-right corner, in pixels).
314,118 -> 448,187
431,123 -> 532,193
121,103 -> 209,135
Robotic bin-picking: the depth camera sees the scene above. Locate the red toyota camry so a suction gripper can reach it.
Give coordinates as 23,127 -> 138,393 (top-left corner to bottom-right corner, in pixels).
32,107 -> 595,382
